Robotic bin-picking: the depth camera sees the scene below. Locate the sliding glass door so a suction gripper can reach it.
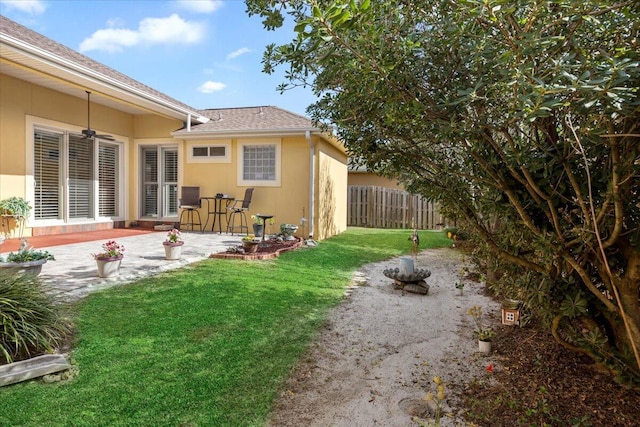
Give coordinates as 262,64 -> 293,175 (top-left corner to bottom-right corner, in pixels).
140,146 -> 178,219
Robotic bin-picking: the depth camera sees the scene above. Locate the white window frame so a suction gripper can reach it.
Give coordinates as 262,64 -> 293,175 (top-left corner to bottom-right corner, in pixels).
25,115 -> 126,226
187,140 -> 231,163
137,143 -> 180,220
237,138 -> 281,187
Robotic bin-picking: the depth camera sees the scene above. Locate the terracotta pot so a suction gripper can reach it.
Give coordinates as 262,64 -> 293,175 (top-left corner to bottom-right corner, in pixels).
242,241 -> 259,253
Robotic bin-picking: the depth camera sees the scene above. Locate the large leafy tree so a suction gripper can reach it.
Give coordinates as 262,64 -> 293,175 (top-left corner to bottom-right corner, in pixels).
245,0 -> 640,380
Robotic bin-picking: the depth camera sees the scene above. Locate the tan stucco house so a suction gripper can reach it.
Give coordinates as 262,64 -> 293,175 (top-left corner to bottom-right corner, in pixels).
0,16 -> 347,241
348,163 -> 404,190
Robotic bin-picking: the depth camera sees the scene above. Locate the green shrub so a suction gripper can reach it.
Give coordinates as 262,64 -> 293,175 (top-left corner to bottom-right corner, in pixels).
0,273 -> 68,364
0,196 -> 32,218
3,247 -> 55,263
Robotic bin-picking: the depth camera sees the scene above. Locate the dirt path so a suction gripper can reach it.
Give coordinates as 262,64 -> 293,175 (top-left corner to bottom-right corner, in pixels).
268,248 -> 502,426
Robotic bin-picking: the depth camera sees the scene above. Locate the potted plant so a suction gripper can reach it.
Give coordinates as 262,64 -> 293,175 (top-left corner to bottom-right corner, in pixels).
93,240 -> 125,278
241,234 -> 260,253
0,197 -> 32,238
454,282 -> 464,296
280,223 -> 299,240
468,305 -> 496,354
250,214 -> 274,237
0,196 -> 32,218
0,240 -> 54,277
162,228 -> 184,260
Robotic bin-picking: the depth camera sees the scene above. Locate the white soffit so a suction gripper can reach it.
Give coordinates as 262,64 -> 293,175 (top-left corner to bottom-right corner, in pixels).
0,39 -> 205,122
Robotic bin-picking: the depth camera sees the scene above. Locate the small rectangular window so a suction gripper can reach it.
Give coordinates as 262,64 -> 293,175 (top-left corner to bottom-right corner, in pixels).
187,141 -> 231,163
192,146 -> 226,157
210,146 -> 226,157
193,147 -> 209,157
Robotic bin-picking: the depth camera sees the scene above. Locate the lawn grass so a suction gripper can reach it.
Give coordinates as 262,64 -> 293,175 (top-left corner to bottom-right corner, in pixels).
0,228 -> 450,427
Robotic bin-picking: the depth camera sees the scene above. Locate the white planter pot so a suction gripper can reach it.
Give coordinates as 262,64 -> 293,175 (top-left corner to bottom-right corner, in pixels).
478,340 -> 492,354
96,256 -> 122,278
163,242 -> 184,260
0,259 -> 47,277
455,288 -> 463,296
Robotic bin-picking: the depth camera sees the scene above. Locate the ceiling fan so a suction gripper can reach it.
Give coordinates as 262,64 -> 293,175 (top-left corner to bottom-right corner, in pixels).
81,91 -> 115,140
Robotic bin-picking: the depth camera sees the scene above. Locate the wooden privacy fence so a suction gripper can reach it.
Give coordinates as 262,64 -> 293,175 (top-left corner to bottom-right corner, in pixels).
348,186 -> 446,230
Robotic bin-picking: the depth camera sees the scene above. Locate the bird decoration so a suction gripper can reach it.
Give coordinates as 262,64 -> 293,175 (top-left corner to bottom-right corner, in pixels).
409,229 -> 420,256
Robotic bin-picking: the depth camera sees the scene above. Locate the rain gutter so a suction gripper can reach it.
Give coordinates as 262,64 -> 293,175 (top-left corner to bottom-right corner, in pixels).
306,130 -> 315,239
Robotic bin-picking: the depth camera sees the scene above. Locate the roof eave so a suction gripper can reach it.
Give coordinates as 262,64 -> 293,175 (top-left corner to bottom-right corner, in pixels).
172,127 -> 323,139
0,33 -> 208,124
172,127 -> 346,154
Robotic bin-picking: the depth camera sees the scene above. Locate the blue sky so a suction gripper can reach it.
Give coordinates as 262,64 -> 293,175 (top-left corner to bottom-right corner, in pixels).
0,0 -> 317,116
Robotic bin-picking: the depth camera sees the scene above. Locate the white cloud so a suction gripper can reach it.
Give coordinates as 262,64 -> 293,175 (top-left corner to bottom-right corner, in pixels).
106,17 -> 125,28
198,81 -> 226,93
177,0 -> 222,14
79,28 -> 139,53
1,0 -> 46,14
226,47 -> 251,60
79,14 -> 205,53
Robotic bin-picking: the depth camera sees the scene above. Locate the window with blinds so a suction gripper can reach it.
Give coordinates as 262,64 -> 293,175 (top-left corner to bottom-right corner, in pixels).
32,128 -> 122,223
140,146 -> 178,218
34,130 -> 62,219
69,134 -> 94,219
142,148 -> 159,217
163,149 -> 178,216
99,143 -> 119,217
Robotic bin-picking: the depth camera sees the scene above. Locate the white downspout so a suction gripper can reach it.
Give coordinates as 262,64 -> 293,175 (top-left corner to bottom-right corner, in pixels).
186,114 -> 191,132
306,131 -> 315,239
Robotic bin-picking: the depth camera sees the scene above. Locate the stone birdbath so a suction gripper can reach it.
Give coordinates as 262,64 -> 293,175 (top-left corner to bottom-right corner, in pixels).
383,257 -> 431,294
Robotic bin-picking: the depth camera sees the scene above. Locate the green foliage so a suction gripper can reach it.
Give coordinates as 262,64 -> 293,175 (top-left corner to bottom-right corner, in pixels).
468,305 -> 496,341
246,0 -> 640,378
3,247 -> 55,263
0,196 -> 31,218
560,293 -> 589,318
0,273 -> 67,364
0,228 -> 449,425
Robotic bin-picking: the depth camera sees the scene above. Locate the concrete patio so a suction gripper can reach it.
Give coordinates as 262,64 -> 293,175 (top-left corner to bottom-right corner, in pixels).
1,230 -> 243,303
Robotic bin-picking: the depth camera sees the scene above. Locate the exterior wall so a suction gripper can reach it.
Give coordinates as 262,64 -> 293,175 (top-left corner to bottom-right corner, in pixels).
317,139 -> 348,240
0,73 -> 178,236
0,73 -> 348,240
0,75 -> 30,197
175,135 -> 313,237
172,133 -> 347,241
348,171 -> 404,189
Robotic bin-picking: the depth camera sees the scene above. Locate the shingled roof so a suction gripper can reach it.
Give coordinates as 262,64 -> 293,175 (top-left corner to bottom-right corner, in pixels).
181,106 -> 319,134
